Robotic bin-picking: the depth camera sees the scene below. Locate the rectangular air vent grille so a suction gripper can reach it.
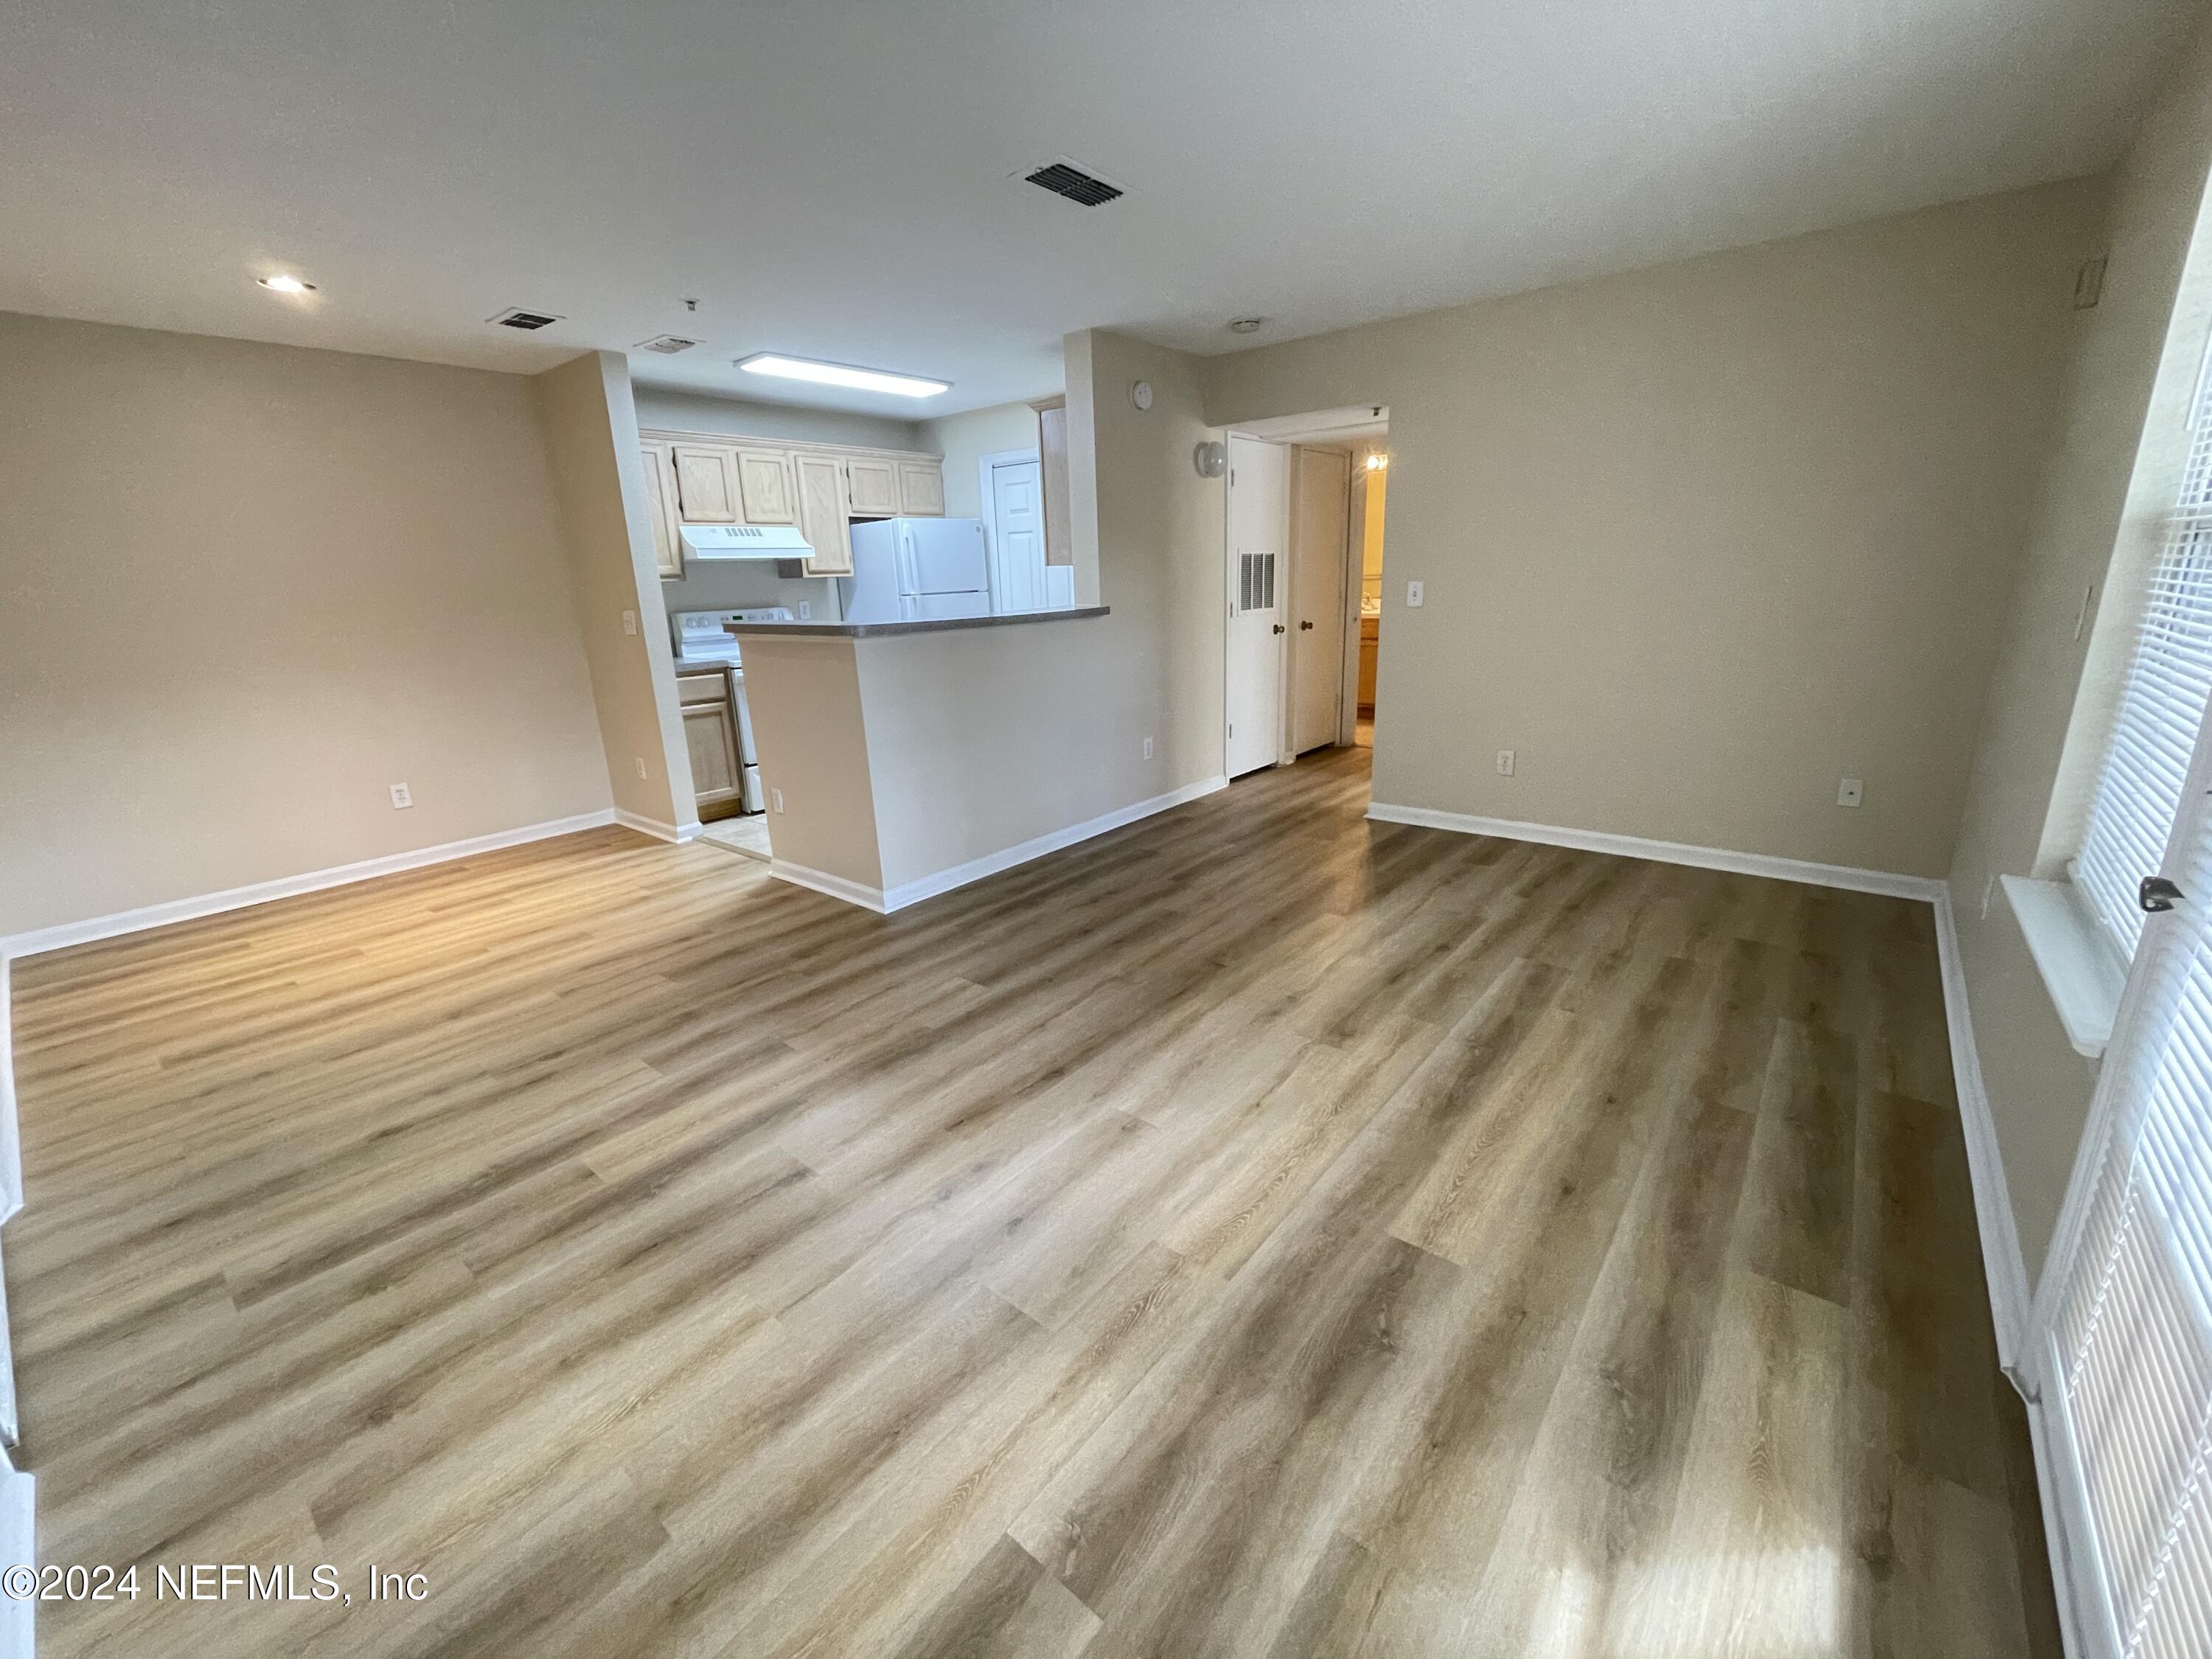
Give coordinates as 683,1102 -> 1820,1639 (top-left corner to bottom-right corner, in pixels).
1024,161 -> 1124,207
634,335 -> 700,355
489,307 -> 563,330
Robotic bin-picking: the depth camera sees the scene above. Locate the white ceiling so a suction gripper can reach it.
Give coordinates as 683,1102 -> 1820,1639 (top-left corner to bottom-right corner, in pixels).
2,0 -> 2199,418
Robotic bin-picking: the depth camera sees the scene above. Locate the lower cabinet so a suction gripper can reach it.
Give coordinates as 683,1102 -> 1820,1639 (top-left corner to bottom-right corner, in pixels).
678,672 -> 745,820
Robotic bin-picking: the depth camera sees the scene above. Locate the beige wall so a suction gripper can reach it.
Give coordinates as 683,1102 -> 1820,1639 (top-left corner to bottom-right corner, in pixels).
1071,330 -> 1230,790
532,352 -> 692,830
1204,178 -> 2108,878
858,615 -> 1178,892
737,636 -> 884,892
1948,18 -> 2212,1281
0,312 -> 611,940
919,402 -> 1046,522
630,386 -> 922,451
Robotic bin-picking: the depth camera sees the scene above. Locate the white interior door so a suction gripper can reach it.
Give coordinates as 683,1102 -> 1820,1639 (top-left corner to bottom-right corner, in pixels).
1289,446 -> 1351,755
1226,434 -> 1288,779
989,456 -> 1046,613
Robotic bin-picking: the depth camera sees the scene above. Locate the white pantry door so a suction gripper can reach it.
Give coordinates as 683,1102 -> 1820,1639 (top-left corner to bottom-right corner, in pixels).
1289,445 -> 1350,755
1226,435 -> 1288,778
988,456 -> 1046,613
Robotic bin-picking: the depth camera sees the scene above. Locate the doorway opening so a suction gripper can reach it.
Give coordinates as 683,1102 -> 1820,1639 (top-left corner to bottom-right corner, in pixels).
1221,406 -> 1388,779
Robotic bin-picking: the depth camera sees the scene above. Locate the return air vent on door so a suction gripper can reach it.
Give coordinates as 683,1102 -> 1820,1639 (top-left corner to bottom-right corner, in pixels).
1239,551 -> 1276,612
488,307 -> 564,330
634,335 -> 700,355
1021,159 -> 1125,207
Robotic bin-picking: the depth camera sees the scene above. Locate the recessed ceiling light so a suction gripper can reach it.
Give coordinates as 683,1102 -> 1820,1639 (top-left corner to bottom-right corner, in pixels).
1228,316 -> 1265,335
737,353 -> 950,398
257,274 -> 316,294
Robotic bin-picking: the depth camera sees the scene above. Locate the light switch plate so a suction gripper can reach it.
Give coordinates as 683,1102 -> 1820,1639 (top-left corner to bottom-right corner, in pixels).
1837,776 -> 1863,808
771,787 -> 786,814
1405,580 -> 1425,608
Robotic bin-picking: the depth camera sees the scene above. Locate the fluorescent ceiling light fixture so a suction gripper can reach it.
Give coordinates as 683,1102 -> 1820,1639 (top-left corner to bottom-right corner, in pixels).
257,274 -> 316,293
737,353 -> 949,398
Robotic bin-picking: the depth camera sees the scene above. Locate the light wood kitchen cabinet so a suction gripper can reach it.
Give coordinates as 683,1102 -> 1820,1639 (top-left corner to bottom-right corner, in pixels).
671,444 -> 742,524
734,449 -> 798,525
844,455 -> 901,518
639,445 -> 684,578
897,461 -> 945,516
791,451 -> 855,576
678,670 -> 745,821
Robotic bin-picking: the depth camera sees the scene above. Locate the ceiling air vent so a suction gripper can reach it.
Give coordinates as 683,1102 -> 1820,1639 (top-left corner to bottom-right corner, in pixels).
488,307 -> 563,330
634,335 -> 700,355
1022,159 -> 1124,207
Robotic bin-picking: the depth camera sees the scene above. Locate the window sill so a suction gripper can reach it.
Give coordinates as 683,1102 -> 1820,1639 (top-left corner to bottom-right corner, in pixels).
2001,875 -> 2127,1060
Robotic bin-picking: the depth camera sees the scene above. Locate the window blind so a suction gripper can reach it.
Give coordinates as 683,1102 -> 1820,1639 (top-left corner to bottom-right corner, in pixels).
2076,361 -> 2212,960
2053,778 -> 2212,1659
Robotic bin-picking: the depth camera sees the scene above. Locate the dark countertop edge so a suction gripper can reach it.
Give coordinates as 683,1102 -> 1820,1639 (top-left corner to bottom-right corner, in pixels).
727,605 -> 1110,640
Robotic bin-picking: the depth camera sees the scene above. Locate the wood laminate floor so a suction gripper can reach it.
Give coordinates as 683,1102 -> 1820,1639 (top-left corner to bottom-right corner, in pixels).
8,747 -> 2060,1658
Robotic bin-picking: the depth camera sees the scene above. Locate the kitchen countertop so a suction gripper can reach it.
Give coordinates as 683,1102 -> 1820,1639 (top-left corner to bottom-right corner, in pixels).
726,605 -> 1110,640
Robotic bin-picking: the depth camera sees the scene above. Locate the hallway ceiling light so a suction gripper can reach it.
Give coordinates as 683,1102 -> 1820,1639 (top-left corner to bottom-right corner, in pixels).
737,353 -> 950,398
257,274 -> 316,294
1227,316 -> 1265,334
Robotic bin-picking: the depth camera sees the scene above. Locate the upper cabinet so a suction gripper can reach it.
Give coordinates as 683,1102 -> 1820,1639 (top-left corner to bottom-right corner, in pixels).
897,461 -> 946,517
844,456 -> 902,518
637,428 -> 944,578
640,445 -> 684,579
671,444 -> 742,524
791,451 -> 855,577
734,449 -> 797,525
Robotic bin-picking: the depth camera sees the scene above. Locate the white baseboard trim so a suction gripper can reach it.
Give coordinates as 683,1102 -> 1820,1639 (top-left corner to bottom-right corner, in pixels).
1365,801 -> 1945,901
1932,889 -> 2033,1374
611,809 -> 702,844
768,860 -> 888,913
882,775 -> 1228,913
766,775 -> 1231,916
1,809 -> 623,964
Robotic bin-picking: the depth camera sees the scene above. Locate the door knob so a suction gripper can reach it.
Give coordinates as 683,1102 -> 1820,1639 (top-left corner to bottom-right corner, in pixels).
1299,620 -> 1314,630
1272,623 -> 1285,634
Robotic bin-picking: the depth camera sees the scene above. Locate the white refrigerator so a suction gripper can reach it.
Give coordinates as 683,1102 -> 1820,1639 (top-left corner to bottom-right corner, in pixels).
839,518 -> 992,622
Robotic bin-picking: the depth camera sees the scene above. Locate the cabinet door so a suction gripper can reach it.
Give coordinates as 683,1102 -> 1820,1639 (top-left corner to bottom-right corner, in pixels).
671,444 -> 742,524
683,700 -> 744,816
734,449 -> 797,525
897,461 -> 945,516
792,451 -> 855,576
640,445 -> 684,578
844,456 -> 901,518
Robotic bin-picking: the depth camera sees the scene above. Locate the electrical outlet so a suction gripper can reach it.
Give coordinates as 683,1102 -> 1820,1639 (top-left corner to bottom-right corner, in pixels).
1495,749 -> 1514,776
622,610 -> 638,636
1405,580 -> 1425,608
1837,776 -> 1863,808
771,787 -> 786,815
1144,737 -> 1155,760
634,756 -> 648,780
798,600 -> 813,620
389,782 -> 413,810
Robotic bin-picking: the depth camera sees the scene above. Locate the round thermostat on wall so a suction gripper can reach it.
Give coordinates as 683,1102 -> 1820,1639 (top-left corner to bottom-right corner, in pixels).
1130,380 -> 1153,411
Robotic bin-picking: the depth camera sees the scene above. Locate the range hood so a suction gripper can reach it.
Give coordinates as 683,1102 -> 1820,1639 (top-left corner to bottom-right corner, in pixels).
679,524 -> 815,560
